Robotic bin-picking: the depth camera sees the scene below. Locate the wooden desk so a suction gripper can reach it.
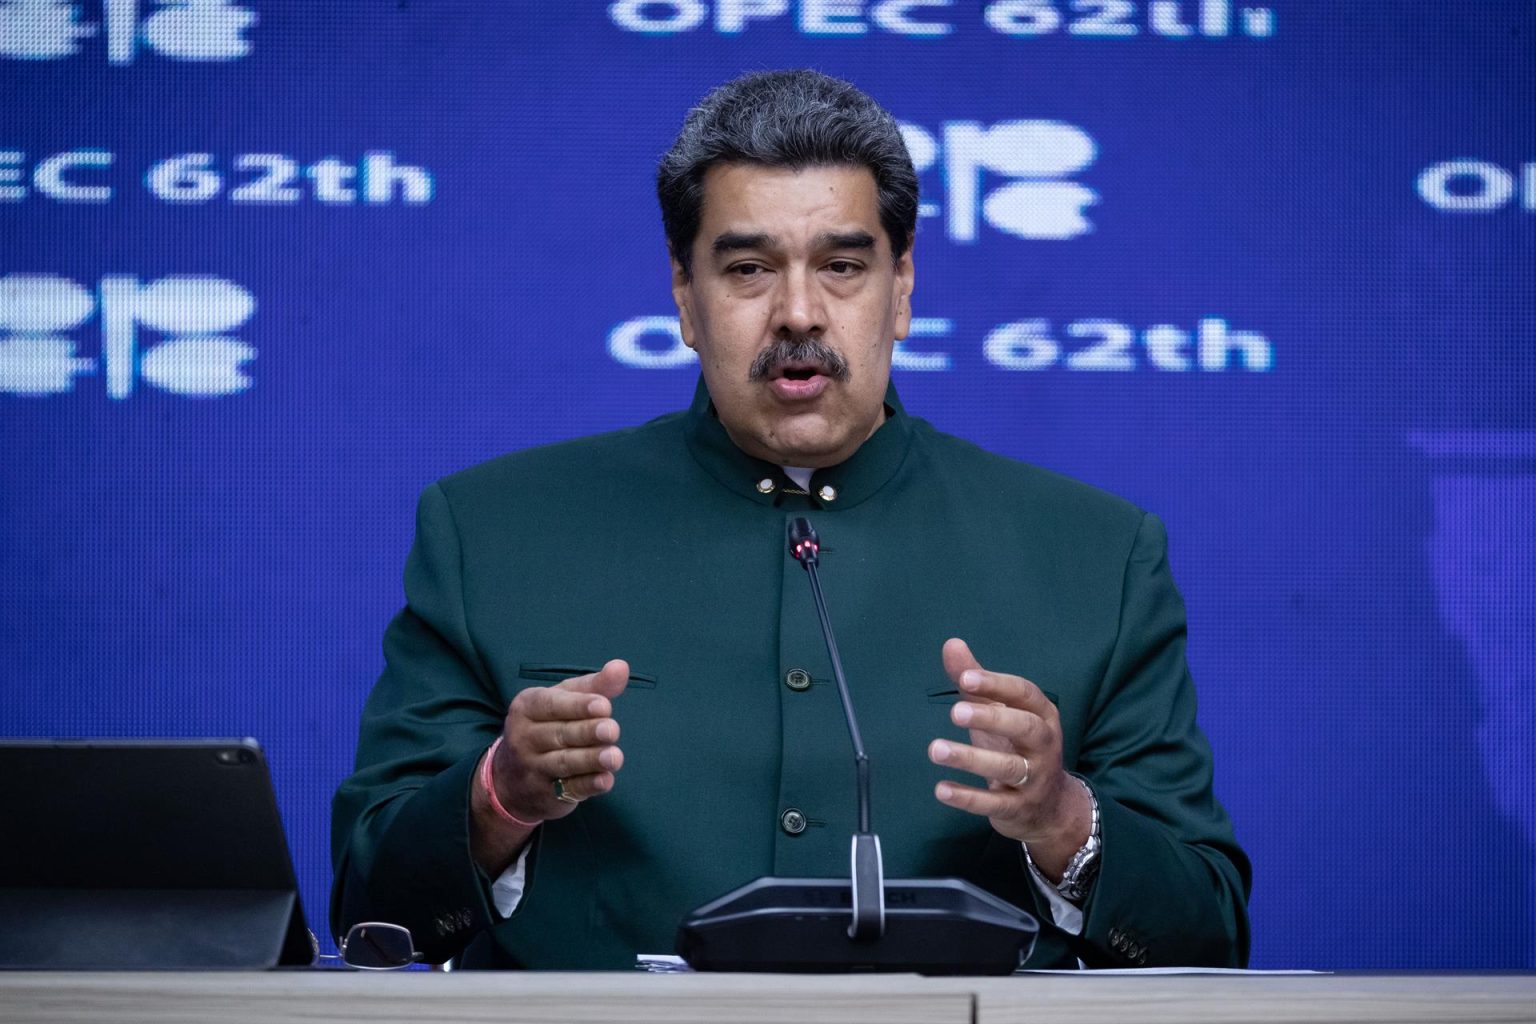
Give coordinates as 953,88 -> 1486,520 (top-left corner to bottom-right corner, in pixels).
1,971 -> 1532,1024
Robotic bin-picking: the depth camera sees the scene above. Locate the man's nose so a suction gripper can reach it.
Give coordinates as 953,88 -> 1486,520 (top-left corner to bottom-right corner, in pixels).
774,266 -> 826,337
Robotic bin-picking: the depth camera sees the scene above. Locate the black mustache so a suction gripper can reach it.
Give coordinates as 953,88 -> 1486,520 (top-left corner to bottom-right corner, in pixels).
748,336 -> 851,382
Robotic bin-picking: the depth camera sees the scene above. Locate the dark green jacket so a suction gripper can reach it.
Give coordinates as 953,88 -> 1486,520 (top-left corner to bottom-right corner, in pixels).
331,381 -> 1250,970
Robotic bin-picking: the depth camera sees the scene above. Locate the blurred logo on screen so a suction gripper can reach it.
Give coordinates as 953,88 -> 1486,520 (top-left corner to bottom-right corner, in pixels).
0,150 -> 435,206
0,274 -> 256,398
902,120 -> 1098,241
607,1 -> 1275,39
1417,159 -> 1535,214
0,0 -> 255,63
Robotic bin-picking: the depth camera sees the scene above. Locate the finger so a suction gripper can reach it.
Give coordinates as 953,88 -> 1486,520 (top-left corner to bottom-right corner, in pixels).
550,770 -> 617,802
950,699 -> 1044,743
934,779 -> 1017,818
526,716 -> 620,754
942,637 -> 983,686
538,742 -> 625,781
945,637 -> 1021,713
517,685 -> 612,723
558,659 -> 631,701
929,738 -> 1031,787
956,667 -> 1055,720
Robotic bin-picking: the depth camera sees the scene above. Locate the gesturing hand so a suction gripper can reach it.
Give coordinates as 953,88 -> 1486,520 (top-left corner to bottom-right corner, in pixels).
489,659 -> 629,825
928,639 -> 1091,877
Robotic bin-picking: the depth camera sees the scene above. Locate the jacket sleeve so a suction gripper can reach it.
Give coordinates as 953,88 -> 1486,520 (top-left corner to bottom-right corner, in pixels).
330,482 -> 518,964
1073,512 -> 1253,968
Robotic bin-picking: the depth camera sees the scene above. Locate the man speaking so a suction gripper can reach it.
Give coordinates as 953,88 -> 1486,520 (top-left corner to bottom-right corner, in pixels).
331,69 -> 1250,970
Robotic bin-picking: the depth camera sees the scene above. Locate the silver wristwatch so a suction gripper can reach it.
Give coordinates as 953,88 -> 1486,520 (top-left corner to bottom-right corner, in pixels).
1054,776 -> 1101,903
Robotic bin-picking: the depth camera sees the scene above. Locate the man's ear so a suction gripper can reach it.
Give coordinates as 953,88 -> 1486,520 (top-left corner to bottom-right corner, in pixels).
893,237 -> 915,341
671,255 -> 697,350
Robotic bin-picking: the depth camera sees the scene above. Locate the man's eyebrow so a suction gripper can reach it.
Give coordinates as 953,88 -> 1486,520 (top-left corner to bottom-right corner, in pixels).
816,230 -> 876,251
711,232 -> 775,255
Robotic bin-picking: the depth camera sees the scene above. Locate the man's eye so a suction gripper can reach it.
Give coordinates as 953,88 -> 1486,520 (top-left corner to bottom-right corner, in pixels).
729,263 -> 765,277
826,260 -> 861,275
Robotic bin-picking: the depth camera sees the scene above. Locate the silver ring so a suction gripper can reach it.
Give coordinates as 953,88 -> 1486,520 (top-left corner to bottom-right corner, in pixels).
553,778 -> 580,804
1011,758 -> 1031,788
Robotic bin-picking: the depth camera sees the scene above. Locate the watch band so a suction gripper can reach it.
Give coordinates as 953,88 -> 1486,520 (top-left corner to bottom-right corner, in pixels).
1054,776 -> 1101,902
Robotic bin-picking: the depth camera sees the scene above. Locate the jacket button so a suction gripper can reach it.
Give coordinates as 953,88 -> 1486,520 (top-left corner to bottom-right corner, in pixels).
785,668 -> 812,692
756,478 -> 776,494
817,484 -> 838,502
780,808 -> 808,835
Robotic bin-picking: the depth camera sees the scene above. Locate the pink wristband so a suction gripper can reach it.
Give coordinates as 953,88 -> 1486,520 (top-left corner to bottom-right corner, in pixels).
479,737 -> 541,828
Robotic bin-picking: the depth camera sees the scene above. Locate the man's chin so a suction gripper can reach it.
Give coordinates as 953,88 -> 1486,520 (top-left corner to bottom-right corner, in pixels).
755,418 -> 865,468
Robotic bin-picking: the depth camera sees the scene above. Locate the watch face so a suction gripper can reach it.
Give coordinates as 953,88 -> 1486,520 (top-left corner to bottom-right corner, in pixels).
1056,835 -> 1101,902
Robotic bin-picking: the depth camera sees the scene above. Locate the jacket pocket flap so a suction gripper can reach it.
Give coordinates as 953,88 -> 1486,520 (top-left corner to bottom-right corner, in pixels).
926,685 -> 1059,705
517,663 -> 658,689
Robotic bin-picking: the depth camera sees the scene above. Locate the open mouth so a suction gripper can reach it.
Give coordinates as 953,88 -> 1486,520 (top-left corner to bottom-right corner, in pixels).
768,363 -> 830,400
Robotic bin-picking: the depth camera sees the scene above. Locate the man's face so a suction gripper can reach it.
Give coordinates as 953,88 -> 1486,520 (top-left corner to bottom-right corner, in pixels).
673,163 -> 914,469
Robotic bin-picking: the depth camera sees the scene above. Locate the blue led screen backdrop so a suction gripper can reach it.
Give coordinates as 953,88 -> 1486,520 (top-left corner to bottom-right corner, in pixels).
2,2 -> 1532,967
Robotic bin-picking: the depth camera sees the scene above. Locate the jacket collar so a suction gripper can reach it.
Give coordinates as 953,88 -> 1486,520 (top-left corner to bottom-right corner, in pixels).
681,375 -> 912,510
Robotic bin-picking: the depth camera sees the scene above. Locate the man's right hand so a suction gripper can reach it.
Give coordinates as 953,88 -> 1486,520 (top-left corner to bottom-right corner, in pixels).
470,659 -> 629,874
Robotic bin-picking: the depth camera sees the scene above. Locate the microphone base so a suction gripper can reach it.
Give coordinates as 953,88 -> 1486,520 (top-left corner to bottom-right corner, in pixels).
676,876 -> 1039,975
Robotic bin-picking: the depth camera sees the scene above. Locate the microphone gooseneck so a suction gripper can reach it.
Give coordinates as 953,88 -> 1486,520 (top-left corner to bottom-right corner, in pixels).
788,517 -> 884,939
787,517 -> 870,833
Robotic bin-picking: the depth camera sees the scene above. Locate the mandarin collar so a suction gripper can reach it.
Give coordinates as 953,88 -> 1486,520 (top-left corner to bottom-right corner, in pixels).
682,376 -> 913,510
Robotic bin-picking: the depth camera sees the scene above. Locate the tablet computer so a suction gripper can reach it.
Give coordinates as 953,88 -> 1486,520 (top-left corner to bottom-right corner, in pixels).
0,738 -> 314,969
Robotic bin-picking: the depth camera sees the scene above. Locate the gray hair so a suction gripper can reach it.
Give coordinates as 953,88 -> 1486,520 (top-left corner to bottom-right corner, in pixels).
658,69 -> 918,278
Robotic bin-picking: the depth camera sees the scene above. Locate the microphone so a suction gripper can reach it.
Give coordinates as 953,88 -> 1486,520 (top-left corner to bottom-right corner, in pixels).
675,517 -> 1040,974
787,517 -> 881,939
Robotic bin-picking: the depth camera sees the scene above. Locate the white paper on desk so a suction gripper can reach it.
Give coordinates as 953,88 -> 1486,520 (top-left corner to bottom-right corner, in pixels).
636,954 -> 693,973
638,956 -> 1324,976
1017,968 -> 1328,975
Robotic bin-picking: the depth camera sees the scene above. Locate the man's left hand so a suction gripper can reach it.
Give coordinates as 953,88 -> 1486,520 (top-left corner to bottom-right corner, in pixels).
928,637 -> 1093,882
